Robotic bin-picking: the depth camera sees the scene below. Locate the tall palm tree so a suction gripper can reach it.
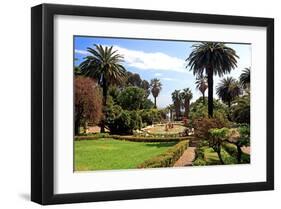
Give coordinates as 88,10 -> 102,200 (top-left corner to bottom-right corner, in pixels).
240,67 -> 250,89
186,42 -> 239,117
180,88 -> 193,118
150,78 -> 162,108
79,44 -> 127,133
195,75 -> 208,104
172,90 -> 181,120
216,77 -> 242,108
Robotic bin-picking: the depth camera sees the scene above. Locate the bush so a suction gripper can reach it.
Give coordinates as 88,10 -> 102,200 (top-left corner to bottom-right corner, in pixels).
139,109 -> 162,125
192,158 -> 207,166
137,140 -> 188,168
75,134 -> 192,143
105,104 -> 143,134
193,116 -> 230,140
230,94 -> 250,124
117,86 -> 146,110
112,135 -> 191,142
189,98 -> 229,124
222,142 -> 250,163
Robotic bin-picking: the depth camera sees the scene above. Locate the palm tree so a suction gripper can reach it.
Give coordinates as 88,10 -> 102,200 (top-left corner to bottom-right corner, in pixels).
240,67 -> 250,89
150,78 -> 162,108
180,88 -> 193,118
172,90 -> 181,120
186,42 -> 239,117
79,44 -> 127,133
216,77 -> 242,108
195,75 -> 208,104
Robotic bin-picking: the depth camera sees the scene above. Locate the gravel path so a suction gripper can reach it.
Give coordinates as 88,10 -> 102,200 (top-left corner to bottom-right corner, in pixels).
241,146 -> 250,155
174,147 -> 196,167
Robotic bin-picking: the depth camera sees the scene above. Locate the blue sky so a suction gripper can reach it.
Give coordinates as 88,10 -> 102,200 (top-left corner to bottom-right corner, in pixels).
74,36 -> 251,108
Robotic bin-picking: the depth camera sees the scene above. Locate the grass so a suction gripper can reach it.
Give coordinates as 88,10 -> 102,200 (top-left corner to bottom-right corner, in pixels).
74,138 -> 177,171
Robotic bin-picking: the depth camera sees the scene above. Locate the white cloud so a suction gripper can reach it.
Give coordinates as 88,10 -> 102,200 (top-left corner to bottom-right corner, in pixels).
75,49 -> 90,56
154,73 -> 163,77
162,78 -> 176,81
75,46 -> 191,74
112,46 -> 189,73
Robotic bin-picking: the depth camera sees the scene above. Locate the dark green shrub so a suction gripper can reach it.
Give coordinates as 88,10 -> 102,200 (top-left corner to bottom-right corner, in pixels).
112,135 -> 191,142
190,98 -> 229,124
137,140 -> 188,168
117,86 -> 146,110
139,109 -> 162,125
105,104 -> 142,134
230,94 -> 250,124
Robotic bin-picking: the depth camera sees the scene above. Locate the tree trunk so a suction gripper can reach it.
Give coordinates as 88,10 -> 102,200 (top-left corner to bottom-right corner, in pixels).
237,145 -> 242,164
184,100 -> 190,119
176,104 -> 180,120
207,68 -> 214,117
154,96 -> 157,108
217,146 -> 224,164
74,118 -> 80,136
187,100 -> 190,119
100,81 -> 108,133
202,91 -> 205,104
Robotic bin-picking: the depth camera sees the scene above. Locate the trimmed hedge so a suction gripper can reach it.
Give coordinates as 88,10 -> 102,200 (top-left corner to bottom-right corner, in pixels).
222,142 -> 237,156
137,140 -> 189,168
222,142 -> 250,163
75,135 -> 193,142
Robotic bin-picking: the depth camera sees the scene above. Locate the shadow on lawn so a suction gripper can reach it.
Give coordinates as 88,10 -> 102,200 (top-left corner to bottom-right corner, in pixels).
144,142 -> 177,148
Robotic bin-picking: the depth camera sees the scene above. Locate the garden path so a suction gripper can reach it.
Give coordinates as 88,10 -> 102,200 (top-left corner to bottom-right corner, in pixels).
241,146 -> 250,155
174,147 -> 196,167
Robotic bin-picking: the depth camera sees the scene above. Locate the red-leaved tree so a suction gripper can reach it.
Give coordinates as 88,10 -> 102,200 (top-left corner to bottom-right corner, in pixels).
75,76 -> 102,135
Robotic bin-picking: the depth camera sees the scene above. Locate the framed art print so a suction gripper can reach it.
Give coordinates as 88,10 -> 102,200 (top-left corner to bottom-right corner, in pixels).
31,3 -> 274,205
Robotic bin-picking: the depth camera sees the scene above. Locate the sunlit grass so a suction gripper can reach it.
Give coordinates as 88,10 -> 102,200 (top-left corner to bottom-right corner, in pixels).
74,138 -> 177,171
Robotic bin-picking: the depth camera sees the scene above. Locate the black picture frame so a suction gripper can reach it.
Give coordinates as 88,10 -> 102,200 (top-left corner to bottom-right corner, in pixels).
31,3 -> 274,205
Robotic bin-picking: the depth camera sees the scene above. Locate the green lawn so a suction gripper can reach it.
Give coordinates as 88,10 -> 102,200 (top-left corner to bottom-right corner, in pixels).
74,138 -> 177,171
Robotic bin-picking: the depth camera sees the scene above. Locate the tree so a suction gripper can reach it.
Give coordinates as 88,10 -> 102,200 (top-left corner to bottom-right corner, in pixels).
172,90 -> 181,120
141,80 -> 150,97
240,67 -> 250,89
195,75 -> 208,104
150,78 -> 162,108
189,98 -> 229,125
79,45 -> 127,133
216,77 -> 242,108
186,42 -> 239,117
126,72 -> 142,87
117,86 -> 146,110
180,88 -> 193,118
125,72 -> 150,97
226,126 -> 250,163
209,128 -> 230,164
74,66 -> 82,76
230,94 -> 250,124
142,98 -> 155,109
74,76 -> 102,135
